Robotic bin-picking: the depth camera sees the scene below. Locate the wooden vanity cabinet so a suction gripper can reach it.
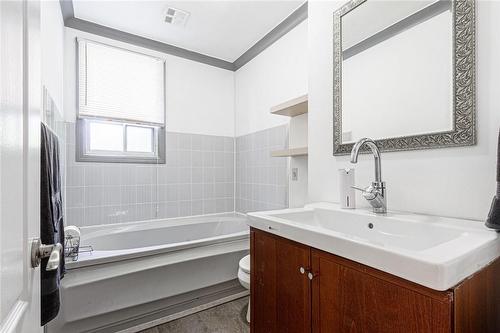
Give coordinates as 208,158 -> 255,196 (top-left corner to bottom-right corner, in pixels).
250,228 -> 500,333
251,228 -> 311,333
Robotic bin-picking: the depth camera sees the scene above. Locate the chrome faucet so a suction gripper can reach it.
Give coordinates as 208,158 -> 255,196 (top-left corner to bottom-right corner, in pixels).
350,138 -> 387,214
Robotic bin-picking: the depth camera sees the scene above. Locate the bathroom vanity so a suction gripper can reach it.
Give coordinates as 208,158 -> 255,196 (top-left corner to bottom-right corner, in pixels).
247,203 -> 500,333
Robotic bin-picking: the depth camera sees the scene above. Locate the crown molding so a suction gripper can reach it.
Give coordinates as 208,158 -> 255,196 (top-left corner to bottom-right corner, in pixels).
59,0 -> 307,72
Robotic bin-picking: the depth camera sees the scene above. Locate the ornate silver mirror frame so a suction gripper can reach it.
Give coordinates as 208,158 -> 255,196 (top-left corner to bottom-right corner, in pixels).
333,0 -> 476,155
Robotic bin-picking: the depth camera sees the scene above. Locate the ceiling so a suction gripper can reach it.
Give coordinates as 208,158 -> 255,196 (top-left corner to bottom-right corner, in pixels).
73,0 -> 304,62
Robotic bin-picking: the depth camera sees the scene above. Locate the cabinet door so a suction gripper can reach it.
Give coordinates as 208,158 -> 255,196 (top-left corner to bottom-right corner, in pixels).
251,229 -> 311,333
311,249 -> 452,333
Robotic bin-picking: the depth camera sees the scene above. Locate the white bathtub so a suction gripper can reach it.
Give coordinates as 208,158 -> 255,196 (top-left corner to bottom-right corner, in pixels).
47,213 -> 250,333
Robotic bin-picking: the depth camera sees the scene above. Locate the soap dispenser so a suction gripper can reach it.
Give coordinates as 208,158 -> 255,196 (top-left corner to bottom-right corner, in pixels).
338,168 -> 356,209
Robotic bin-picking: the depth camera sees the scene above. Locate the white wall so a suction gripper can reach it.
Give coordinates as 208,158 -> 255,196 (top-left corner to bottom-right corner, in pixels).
234,19 -> 309,208
234,20 -> 308,137
64,28 -> 235,137
41,0 -> 65,113
308,0 -> 500,221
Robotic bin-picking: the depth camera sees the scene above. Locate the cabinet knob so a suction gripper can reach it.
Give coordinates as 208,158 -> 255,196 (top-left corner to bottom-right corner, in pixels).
308,272 -> 316,280
299,267 -> 306,274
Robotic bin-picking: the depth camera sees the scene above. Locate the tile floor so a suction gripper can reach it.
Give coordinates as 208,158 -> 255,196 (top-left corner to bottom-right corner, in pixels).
139,297 -> 249,333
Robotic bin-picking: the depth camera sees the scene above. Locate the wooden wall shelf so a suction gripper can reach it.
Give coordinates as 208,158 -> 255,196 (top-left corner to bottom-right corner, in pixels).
271,147 -> 308,157
270,94 -> 308,117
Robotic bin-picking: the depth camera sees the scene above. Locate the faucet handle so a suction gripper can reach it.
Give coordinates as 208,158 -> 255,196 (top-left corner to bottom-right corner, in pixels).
351,185 -> 366,192
351,185 -> 377,200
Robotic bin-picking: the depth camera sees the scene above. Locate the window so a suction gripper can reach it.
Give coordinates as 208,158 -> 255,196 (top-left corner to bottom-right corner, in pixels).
76,39 -> 166,163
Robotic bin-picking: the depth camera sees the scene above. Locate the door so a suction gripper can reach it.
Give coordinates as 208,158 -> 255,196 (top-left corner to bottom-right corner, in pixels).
251,229 -> 311,333
0,0 -> 42,332
311,249 -> 452,333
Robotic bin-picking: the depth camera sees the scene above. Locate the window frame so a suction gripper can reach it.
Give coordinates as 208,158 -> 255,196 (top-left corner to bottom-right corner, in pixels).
76,38 -> 166,164
76,118 -> 166,164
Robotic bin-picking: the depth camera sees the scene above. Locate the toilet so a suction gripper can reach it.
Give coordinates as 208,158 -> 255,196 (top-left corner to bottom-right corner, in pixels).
238,254 -> 251,323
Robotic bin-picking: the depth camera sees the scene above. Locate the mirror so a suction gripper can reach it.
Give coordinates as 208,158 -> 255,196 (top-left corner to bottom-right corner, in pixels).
333,0 -> 476,155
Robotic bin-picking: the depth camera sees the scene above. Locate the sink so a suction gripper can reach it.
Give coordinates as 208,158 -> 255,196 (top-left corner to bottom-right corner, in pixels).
247,202 -> 500,290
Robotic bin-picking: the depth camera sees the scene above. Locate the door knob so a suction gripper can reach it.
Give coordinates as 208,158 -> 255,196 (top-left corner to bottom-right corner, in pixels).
31,238 -> 63,271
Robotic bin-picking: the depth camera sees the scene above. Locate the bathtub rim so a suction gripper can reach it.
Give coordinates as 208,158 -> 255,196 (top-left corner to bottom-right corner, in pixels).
66,212 -> 249,270
79,211 -> 247,235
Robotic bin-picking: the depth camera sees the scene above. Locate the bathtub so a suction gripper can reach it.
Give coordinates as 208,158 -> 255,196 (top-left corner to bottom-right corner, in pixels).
47,213 -> 250,333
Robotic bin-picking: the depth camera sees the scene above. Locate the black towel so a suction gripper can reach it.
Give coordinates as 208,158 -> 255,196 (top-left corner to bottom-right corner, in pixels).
486,128 -> 500,230
40,123 -> 65,325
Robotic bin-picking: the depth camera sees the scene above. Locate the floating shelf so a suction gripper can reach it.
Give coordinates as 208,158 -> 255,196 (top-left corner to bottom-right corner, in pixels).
271,147 -> 308,157
270,94 -> 308,117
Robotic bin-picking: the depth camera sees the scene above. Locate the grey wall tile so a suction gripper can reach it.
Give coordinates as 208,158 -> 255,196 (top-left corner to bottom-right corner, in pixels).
85,186 -> 104,207
214,183 -> 225,198
67,166 -> 84,187
214,168 -> 225,183
203,199 -> 216,214
226,198 -> 235,212
178,133 -> 192,150
214,152 -> 224,167
102,205 -> 124,224
203,167 -> 214,183
167,184 -> 178,202
203,183 -> 214,199
158,184 -> 168,202
191,200 -> 203,216
178,184 -> 191,201
85,165 -> 103,186
166,132 -> 178,151
166,167 -> 179,184
202,136 -> 214,151
215,199 -> 226,213
137,185 -> 152,203
84,206 -> 102,226
224,137 -> 234,152
178,167 -> 191,184
66,187 -> 84,208
121,186 -> 137,205
121,204 -> 137,223
191,167 -> 203,183
64,123 -> 237,227
191,151 -> 203,167
213,137 -> 225,152
66,207 -> 84,226
102,186 -> 121,206
235,124 -> 289,213
191,134 -> 203,151
102,165 -> 121,186
179,201 -> 192,216
121,165 -> 137,186
191,184 -> 203,200
166,201 -> 179,218
202,151 -> 214,168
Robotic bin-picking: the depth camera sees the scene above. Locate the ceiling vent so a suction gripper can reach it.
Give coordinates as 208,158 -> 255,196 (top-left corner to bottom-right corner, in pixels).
164,7 -> 190,27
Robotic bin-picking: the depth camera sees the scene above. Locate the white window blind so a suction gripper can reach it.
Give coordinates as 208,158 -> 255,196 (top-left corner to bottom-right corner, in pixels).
78,39 -> 165,125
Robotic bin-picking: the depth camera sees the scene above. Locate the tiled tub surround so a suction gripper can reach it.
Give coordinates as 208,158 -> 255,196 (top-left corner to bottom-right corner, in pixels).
236,125 -> 289,213
65,123 -> 235,227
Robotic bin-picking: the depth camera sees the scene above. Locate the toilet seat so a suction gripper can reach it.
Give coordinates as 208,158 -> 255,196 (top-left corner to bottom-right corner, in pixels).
237,255 -> 251,323
239,255 -> 250,274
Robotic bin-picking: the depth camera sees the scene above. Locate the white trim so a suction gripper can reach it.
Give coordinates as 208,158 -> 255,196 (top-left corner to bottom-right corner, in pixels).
0,301 -> 28,333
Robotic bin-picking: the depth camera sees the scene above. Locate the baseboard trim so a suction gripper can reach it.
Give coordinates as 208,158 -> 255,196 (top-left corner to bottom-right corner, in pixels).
118,290 -> 249,333
86,280 -> 248,333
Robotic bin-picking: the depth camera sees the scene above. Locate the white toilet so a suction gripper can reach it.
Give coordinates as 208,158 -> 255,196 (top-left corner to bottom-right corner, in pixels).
238,254 -> 251,323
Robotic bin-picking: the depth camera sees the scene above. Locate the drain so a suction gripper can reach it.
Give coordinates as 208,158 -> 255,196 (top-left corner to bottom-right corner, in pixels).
368,223 -> 374,229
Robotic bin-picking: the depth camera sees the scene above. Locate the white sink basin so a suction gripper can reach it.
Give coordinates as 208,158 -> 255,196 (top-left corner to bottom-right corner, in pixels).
247,202 -> 500,291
